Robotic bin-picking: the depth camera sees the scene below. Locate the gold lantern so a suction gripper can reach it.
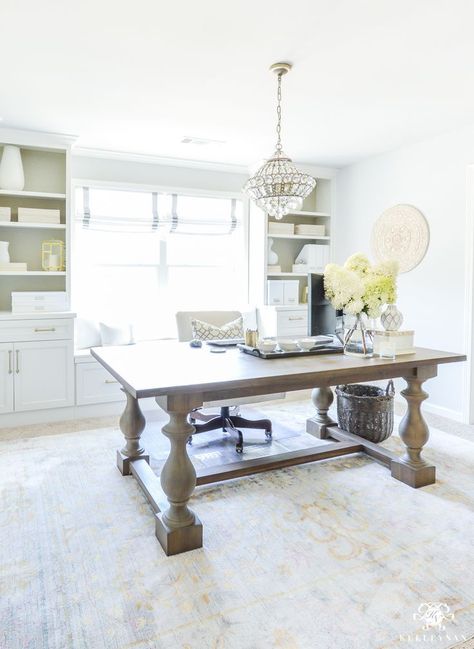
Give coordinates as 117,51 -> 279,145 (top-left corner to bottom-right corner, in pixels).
42,239 -> 65,272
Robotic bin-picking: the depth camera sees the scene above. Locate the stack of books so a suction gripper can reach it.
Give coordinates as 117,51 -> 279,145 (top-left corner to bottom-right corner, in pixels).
294,223 -> 326,236
17,208 -> 61,224
0,262 -> 27,272
12,291 -> 68,313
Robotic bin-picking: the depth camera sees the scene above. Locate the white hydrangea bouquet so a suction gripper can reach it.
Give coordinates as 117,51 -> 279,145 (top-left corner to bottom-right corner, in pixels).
324,253 -> 398,356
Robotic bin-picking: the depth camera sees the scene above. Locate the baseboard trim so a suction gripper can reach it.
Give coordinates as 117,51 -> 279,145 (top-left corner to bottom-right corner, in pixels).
394,396 -> 463,423
0,398 -> 159,429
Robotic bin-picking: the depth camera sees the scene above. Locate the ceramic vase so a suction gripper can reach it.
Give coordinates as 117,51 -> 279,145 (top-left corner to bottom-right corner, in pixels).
381,304 -> 403,331
0,241 -> 10,264
267,237 -> 279,265
0,146 -> 25,191
343,313 -> 374,358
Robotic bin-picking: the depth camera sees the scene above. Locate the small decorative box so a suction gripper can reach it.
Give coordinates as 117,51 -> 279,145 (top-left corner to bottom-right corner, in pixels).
373,330 -> 415,356
11,291 -> 68,313
17,208 -> 61,224
268,221 -> 294,235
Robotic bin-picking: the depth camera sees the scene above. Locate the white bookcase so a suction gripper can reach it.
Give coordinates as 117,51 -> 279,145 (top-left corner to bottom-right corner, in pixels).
0,130 -> 74,312
248,170 -> 335,308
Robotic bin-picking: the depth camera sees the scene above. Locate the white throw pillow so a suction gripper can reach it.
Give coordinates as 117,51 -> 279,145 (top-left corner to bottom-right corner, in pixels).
99,322 -> 134,346
191,316 -> 243,341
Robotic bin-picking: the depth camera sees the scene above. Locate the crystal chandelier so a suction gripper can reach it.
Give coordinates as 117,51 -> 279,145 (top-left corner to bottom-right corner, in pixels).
243,62 -> 316,219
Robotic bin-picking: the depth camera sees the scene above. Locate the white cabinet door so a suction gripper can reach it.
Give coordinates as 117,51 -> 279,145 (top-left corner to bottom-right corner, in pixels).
76,361 -> 125,405
0,343 -> 14,414
14,340 -> 74,412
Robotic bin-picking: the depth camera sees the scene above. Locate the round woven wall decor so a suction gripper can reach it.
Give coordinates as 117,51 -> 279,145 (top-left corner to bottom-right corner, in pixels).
371,204 -> 429,273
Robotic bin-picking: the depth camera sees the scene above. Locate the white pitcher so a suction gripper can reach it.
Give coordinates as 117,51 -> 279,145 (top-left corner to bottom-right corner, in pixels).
0,146 -> 25,191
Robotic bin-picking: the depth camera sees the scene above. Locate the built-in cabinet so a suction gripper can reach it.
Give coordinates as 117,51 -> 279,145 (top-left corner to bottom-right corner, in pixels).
0,313 -> 75,414
75,353 -> 125,405
0,130 -> 73,313
248,170 -> 334,307
0,343 -> 13,413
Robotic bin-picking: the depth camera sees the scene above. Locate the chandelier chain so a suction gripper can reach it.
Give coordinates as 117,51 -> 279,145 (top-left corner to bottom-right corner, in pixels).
276,72 -> 282,154
243,62 -> 316,219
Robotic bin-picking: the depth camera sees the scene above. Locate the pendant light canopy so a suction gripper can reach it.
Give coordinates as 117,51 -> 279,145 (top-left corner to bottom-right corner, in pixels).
243,63 -> 316,219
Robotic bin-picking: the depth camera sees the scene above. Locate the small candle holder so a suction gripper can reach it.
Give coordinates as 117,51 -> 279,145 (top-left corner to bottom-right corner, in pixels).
42,239 -> 65,272
245,329 -> 258,347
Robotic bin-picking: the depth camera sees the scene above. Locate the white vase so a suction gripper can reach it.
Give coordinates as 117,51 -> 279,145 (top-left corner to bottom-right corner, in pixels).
381,303 -> 403,331
267,237 -> 279,265
0,241 -> 10,264
0,146 -> 25,191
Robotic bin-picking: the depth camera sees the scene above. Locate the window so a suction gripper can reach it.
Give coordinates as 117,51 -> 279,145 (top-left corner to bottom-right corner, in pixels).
72,185 -> 247,339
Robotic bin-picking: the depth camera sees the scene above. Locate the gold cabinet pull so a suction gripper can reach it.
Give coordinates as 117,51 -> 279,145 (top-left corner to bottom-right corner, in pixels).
15,349 -> 20,374
8,350 -> 12,374
104,379 -> 118,384
288,316 -> 304,321
34,327 -> 56,333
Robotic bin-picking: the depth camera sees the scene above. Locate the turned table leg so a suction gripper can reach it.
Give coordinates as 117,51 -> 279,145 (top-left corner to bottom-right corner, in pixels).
155,395 -> 203,555
117,390 -> 149,475
391,366 -> 437,488
306,386 -> 335,438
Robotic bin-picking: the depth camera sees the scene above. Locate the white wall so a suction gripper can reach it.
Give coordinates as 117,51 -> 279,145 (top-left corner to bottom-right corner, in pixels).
335,125 -> 474,421
71,154 -> 248,193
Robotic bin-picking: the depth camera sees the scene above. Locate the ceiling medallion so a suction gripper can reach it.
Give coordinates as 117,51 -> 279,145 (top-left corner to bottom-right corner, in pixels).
243,62 -> 316,219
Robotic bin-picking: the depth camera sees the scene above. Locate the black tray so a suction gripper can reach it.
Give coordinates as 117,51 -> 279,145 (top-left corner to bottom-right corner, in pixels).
237,343 -> 343,359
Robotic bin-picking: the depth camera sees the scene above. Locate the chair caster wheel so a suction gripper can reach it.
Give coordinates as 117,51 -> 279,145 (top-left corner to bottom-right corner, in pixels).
235,446 -> 243,454
187,436 -> 193,445
265,431 -> 272,440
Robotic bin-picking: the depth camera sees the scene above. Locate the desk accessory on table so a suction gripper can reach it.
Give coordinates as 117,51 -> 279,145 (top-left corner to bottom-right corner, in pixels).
206,338 -> 244,347
238,341 -> 342,359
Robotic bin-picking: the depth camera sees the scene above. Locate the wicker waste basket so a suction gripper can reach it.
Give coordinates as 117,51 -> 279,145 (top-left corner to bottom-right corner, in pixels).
335,381 -> 395,443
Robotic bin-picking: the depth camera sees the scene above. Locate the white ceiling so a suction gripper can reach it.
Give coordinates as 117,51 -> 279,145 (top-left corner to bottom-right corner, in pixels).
2,0 -> 474,168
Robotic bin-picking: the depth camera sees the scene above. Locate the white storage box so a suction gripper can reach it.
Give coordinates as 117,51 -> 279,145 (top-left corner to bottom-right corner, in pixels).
0,207 -> 11,221
267,280 -> 300,306
283,280 -> 299,305
268,221 -> 294,235
17,208 -> 61,224
294,224 -> 326,236
373,330 -> 415,356
12,291 -> 68,313
267,280 -> 285,305
258,305 -> 308,338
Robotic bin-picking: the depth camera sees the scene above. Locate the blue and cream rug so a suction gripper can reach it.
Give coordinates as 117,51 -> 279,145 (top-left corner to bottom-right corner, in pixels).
0,401 -> 473,649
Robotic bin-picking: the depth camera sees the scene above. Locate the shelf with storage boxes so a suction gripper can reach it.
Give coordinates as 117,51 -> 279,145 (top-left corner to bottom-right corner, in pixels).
264,178 -> 332,305
0,134 -> 71,312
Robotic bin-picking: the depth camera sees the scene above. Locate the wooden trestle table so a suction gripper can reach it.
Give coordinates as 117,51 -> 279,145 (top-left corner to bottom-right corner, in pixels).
91,342 -> 465,556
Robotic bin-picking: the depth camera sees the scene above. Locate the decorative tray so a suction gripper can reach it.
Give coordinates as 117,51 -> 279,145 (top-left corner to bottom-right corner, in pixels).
237,343 -> 343,359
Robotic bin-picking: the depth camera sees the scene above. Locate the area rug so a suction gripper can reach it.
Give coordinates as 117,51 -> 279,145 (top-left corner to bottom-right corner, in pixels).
0,404 -> 473,649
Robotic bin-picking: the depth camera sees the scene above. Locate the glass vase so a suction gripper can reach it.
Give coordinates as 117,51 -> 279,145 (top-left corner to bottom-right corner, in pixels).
343,313 -> 374,358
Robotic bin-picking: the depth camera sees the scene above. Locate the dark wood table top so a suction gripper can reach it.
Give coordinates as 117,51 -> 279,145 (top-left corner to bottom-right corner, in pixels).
91,342 -> 466,400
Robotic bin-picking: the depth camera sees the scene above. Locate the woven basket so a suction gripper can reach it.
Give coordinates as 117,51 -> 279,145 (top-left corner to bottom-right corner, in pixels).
335,381 -> 395,443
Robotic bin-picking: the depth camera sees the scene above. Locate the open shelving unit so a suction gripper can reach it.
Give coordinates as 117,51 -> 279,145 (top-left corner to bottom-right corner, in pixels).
0,221 -> 66,230
248,174 -> 334,306
0,133 -> 73,312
